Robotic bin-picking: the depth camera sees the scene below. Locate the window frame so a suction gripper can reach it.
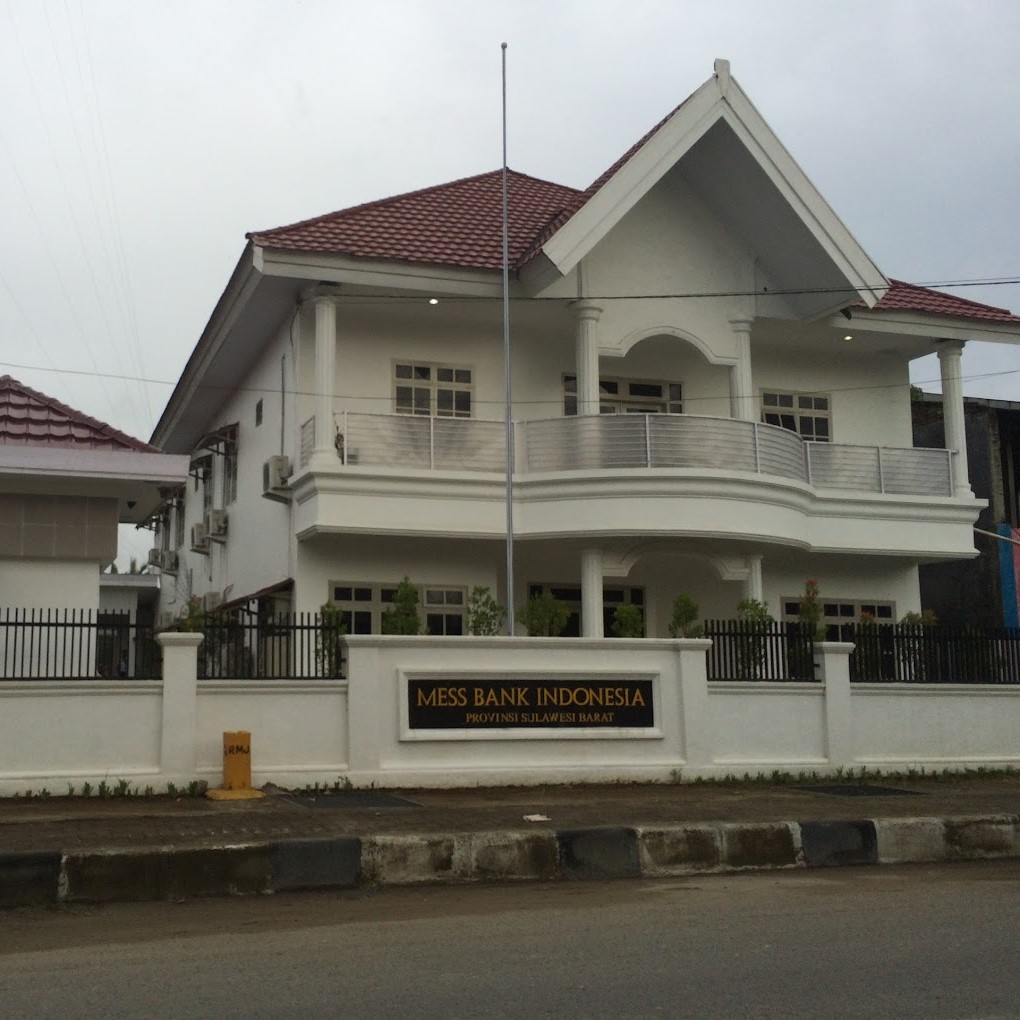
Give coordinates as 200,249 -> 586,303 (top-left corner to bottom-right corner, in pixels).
393,361 -> 474,418
328,581 -> 466,636
782,596 -> 895,641
527,582 -> 645,637
563,374 -> 682,416
761,390 -> 832,443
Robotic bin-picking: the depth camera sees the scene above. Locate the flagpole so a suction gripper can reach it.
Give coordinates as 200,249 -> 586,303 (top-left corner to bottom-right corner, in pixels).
501,41 -> 515,635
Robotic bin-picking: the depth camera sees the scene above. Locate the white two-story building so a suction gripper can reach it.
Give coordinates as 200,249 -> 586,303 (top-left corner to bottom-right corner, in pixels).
150,60 -> 1020,638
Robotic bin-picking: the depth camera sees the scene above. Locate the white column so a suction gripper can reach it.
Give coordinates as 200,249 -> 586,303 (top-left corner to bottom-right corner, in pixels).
815,641 -> 855,770
573,301 -> 603,415
729,318 -> 756,422
937,339 -> 972,498
157,632 -> 203,783
743,555 -> 763,603
580,547 -> 604,638
310,289 -> 340,467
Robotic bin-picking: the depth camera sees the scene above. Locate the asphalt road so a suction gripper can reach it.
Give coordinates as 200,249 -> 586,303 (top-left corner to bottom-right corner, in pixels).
1,862 -> 1018,1018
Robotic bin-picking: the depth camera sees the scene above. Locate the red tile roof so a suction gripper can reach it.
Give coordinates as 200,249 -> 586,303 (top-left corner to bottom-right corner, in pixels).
249,110 -> 1018,329
0,376 -> 158,452
248,170 -> 581,272
871,280 -> 1020,325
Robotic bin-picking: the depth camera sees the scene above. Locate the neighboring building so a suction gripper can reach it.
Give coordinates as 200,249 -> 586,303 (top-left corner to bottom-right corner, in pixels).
0,375 -> 188,612
149,60 -> 1020,638
913,392 -> 1020,626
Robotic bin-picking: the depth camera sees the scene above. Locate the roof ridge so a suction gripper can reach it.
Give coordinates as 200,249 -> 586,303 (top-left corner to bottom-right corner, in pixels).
0,375 -> 159,452
249,168 -> 578,241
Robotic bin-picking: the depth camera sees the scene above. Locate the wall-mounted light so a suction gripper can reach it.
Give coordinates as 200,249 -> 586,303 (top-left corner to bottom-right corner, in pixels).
428,298 -> 439,306
843,334 -> 854,342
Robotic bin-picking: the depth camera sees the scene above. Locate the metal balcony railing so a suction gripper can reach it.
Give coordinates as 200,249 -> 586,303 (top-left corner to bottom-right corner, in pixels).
332,411 -> 953,497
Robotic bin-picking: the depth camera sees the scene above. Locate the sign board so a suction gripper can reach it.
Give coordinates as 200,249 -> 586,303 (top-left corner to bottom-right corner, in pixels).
406,676 -> 655,730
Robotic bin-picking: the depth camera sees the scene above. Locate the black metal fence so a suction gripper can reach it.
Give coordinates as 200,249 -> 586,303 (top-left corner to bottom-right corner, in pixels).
0,610 -> 347,681
849,623 -> 1020,684
0,609 -> 161,680
704,620 -> 817,682
195,612 -> 346,680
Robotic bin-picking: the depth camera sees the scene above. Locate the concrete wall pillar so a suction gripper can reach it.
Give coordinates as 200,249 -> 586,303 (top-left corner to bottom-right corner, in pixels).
677,639 -> 713,770
743,555 -> 764,603
815,641 -> 855,769
157,632 -> 203,780
937,339 -> 972,498
580,548 -> 604,638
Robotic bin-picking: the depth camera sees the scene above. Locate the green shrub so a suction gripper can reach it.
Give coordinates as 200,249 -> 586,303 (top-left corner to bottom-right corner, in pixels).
466,586 -> 506,636
798,579 -> 825,640
517,591 -> 569,637
611,603 -> 645,638
733,598 -> 775,679
668,594 -> 702,638
381,577 -> 421,635
316,600 -> 347,676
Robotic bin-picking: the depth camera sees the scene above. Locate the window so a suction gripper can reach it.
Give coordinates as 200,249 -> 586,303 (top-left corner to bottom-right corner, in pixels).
329,582 -> 466,635
563,375 -> 682,416
423,587 -> 465,636
192,457 -> 213,513
782,597 -> 894,641
255,399 -> 263,427
222,432 -> 238,506
394,363 -> 472,417
173,500 -> 185,549
761,391 -> 831,442
527,583 -> 644,637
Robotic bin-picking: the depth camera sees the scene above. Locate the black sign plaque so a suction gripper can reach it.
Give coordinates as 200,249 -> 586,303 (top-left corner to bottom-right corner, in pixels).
407,677 -> 655,730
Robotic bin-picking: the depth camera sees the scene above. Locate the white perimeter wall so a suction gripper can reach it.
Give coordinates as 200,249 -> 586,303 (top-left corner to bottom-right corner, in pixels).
1,638 -> 1016,795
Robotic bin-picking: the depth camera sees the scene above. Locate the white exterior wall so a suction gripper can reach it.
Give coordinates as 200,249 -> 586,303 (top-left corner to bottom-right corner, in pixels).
0,560 -> 99,612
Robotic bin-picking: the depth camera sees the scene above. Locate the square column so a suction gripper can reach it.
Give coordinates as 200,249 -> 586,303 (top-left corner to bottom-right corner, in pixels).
308,288 -> 340,468
936,339 -> 973,498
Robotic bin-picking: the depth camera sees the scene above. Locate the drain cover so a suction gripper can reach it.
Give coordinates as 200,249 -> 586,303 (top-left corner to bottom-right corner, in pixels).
282,791 -> 421,810
796,784 -> 923,798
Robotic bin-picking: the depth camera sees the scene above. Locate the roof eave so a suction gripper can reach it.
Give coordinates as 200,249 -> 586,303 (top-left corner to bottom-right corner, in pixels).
831,309 -> 1020,345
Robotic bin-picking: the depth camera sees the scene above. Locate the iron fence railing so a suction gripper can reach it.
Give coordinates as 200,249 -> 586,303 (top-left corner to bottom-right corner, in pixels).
849,624 -> 1020,684
704,620 -> 817,682
195,612 -> 346,680
0,609 -> 161,680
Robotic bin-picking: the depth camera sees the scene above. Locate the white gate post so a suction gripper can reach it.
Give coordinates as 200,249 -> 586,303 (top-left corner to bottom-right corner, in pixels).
157,632 -> 203,783
814,641 -> 855,770
677,639 -> 713,774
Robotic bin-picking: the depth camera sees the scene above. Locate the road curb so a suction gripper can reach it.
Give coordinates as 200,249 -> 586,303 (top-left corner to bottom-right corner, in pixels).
2,813 -> 1017,907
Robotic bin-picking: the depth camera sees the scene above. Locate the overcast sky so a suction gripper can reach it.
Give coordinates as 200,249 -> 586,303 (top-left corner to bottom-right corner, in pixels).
2,1 -> 1019,562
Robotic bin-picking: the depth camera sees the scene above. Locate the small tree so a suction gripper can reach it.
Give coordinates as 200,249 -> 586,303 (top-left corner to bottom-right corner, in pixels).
381,577 -> 421,635
798,579 -> 825,640
853,610 -> 885,681
466,586 -> 506,636
611,603 -> 644,638
668,594 -> 702,638
517,591 -> 569,637
733,597 -> 774,679
317,601 -> 347,677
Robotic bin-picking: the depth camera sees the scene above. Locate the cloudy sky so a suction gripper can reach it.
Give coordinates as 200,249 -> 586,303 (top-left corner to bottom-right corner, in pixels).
1,2 -> 1018,482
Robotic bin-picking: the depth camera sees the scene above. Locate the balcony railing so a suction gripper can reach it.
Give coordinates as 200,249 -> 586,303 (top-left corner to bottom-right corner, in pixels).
333,412 -> 953,497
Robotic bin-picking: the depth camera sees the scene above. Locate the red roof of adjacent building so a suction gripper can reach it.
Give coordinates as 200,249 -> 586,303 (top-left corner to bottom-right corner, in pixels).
0,376 -> 158,452
872,279 -> 1020,325
248,114 -> 1019,328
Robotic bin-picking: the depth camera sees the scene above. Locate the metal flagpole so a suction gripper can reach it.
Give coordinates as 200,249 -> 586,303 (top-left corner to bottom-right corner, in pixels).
501,42 -> 515,635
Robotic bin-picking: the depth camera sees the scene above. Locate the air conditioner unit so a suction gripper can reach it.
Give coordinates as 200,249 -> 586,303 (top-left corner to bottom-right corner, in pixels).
147,548 -> 162,567
205,508 -> 228,540
160,551 -> 179,574
190,522 -> 208,552
262,455 -> 292,503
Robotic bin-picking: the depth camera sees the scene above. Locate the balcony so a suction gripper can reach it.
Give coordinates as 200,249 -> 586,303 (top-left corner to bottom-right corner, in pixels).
332,411 -> 953,497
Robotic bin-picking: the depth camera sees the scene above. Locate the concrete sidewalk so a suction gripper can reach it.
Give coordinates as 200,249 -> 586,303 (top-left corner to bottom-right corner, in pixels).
1,776 -> 1018,906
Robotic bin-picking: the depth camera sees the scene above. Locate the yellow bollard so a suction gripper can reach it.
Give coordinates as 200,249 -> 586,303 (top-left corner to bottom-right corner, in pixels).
206,729 -> 265,800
